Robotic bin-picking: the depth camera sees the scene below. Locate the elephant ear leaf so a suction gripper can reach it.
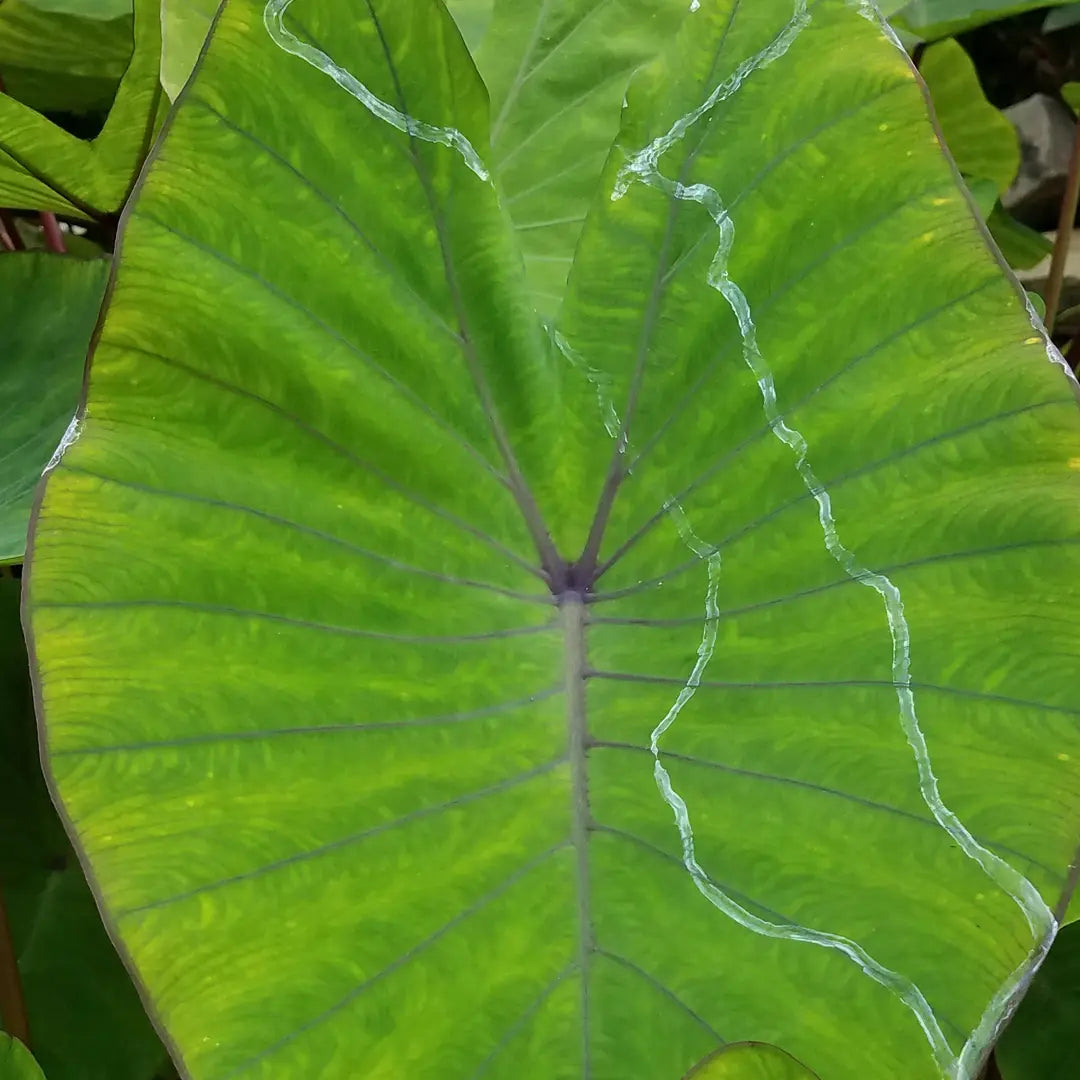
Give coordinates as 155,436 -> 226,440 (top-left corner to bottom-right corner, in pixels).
686,1043 -> 821,1079
0,254 -> 108,564
0,0 -> 161,216
23,2 -> 1080,1080
472,0 -> 689,317
0,1036 -> 46,1080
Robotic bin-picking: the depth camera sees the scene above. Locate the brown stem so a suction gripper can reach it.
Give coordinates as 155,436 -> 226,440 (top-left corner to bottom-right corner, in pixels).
0,209 -> 24,251
1043,119 -> 1080,332
39,212 -> 66,254
0,886 -> 30,1045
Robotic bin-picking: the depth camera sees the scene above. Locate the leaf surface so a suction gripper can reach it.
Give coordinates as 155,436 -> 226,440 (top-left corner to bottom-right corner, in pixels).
160,0 -> 217,101
0,255 -> 108,564
919,38 -> 1018,194
20,0 -> 130,18
24,1 -> 1080,1079
687,1043 -> 819,1080
0,0 -> 132,115
0,1036 -> 46,1080
0,0 -> 161,216
472,0 -> 688,317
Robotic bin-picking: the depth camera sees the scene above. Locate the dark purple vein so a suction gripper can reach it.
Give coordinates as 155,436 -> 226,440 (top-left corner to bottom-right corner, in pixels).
593,390 -> 1059,596
587,671 -> 1080,718
59,463 -> 552,604
360,3 -> 562,582
590,538 -> 1080,623
34,598 -> 557,643
221,843 -> 570,1079
574,0 -> 744,583
591,741 -> 1058,878
129,210 -> 508,489
118,758 -> 567,917
52,687 -> 564,757
101,341 -> 543,579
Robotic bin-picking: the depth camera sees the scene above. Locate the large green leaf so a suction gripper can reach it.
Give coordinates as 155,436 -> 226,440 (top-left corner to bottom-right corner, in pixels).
160,0 -> 218,102
471,0 -> 688,317
919,38 -> 1018,194
0,0 -> 132,116
0,254 -> 109,565
0,0 -> 161,216
23,1 -> 1080,1079
0,580 -> 167,1080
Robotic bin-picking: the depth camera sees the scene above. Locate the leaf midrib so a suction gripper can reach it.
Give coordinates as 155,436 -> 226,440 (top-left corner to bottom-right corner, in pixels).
560,593 -> 593,1075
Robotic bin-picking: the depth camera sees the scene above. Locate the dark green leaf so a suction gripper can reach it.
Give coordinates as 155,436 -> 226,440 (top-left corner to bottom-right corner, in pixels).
0,254 -> 109,565
893,0 -> 1078,40
987,203 -> 1054,270
0,1 -> 132,116
24,1 -> 1080,1078
0,580 -> 167,1080
996,921 -> 1080,1080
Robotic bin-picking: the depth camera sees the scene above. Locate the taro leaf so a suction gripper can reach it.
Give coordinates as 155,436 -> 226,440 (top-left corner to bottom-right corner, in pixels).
892,0 -> 1078,39
962,179 -> 1053,272
1045,3 -> 1080,32
687,1043 -> 820,1079
20,0 -> 131,19
153,0 -> 684,295
444,0 -> 495,50
471,0 -> 688,317
0,0 -> 160,217
0,0 -> 132,116
22,1 -> 1080,1079
0,1036 -> 46,1080
995,921 -> 1080,1080
0,580 -> 167,1080
160,0 -> 217,102
986,203 -> 1053,270
919,38 -> 1018,194
0,254 -> 109,565
966,176 -> 997,219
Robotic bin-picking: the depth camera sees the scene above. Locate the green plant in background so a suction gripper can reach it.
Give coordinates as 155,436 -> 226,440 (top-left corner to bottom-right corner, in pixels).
0,1034 -> 46,1080
2,1 -> 1080,1079
0,255 -> 107,563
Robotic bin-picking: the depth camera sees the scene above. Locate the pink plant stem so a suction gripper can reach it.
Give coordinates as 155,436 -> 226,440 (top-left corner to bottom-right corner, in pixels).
39,211 -> 66,253
0,208 -> 24,251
